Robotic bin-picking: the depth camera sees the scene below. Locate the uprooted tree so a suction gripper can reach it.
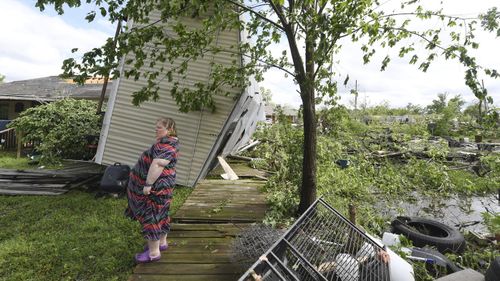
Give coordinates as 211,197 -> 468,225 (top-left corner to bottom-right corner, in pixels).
35,0 -> 499,214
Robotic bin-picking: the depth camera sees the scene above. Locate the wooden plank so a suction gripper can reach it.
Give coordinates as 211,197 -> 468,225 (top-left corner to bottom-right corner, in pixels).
189,187 -> 263,192
177,203 -> 265,209
188,191 -> 265,197
184,194 -> 266,199
182,202 -> 266,207
180,199 -> 266,204
194,184 -> 263,189
187,193 -> 264,199
128,274 -> 240,281
174,212 -> 266,221
0,164 -> 104,177
175,208 -> 266,216
191,190 -> 263,195
157,253 -> 232,263
0,182 -> 67,190
180,202 -> 267,208
168,237 -> 232,243
198,179 -> 264,184
176,203 -> 266,211
171,223 -> 251,231
0,188 -> 67,196
168,230 -> 237,238
0,178 -> 70,183
0,169 -> 73,177
187,192 -> 263,197
174,214 -> 265,222
161,245 -> 232,254
181,198 -> 266,204
174,217 -> 262,224
192,187 -> 263,193
165,241 -> 233,253
134,263 -> 243,275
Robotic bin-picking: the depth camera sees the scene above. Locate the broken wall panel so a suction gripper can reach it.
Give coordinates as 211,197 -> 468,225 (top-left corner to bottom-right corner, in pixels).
95,11 -> 250,187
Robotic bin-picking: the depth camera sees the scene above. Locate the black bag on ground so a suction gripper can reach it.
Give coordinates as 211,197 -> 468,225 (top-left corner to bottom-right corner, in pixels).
100,162 -> 130,193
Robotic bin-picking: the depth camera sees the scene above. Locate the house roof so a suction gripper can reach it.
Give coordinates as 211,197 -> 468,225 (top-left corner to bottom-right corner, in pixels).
0,76 -> 113,101
265,104 -> 298,116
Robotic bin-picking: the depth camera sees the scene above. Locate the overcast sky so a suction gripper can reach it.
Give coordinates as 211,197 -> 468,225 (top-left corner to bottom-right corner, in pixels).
1,0 -> 499,109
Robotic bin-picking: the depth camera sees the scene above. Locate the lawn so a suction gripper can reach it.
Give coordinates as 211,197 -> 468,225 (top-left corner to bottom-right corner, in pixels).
0,151 -> 32,170
0,154 -> 193,281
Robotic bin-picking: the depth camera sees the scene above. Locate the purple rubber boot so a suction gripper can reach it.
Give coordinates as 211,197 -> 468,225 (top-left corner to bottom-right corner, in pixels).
135,249 -> 161,263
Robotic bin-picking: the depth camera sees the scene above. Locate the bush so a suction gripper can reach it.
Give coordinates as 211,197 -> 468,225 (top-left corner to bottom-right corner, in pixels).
8,99 -> 101,164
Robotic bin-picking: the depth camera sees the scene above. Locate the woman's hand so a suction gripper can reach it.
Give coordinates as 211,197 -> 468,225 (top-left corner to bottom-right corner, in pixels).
143,185 -> 152,195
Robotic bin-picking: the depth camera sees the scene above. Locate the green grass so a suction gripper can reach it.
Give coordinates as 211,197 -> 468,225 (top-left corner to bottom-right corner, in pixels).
0,151 -> 32,170
0,187 -> 193,281
0,151 -> 65,170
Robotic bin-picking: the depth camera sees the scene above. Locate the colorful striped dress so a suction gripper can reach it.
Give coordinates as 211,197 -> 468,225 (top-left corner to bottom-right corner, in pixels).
125,136 -> 179,240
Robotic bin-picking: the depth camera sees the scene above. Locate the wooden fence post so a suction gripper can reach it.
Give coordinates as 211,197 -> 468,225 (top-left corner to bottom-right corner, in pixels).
348,203 -> 356,225
16,130 -> 22,159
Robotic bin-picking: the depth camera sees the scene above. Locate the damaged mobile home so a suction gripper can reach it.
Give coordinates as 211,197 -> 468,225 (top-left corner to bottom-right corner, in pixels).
95,12 -> 264,187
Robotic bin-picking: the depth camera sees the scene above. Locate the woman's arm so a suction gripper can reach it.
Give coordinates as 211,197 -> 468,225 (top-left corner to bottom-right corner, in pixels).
143,158 -> 171,195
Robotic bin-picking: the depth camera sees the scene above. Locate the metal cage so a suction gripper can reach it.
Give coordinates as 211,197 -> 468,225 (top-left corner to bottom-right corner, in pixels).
239,198 -> 391,281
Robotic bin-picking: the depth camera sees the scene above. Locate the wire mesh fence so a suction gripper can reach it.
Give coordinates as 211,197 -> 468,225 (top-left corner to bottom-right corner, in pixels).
232,224 -> 286,270
239,198 -> 391,281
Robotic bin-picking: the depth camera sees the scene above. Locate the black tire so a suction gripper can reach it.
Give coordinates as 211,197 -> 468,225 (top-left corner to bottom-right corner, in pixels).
485,257 -> 500,281
391,216 -> 466,254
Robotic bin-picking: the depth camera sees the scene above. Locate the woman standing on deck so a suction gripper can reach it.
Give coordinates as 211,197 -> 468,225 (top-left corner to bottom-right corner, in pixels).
125,117 -> 179,263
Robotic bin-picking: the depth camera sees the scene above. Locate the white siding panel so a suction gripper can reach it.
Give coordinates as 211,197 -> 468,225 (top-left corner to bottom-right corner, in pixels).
100,13 -> 241,187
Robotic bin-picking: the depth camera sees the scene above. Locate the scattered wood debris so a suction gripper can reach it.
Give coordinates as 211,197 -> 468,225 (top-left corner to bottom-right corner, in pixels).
0,161 -> 105,196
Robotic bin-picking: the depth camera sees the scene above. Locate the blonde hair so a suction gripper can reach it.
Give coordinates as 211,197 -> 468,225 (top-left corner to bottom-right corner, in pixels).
157,117 -> 177,137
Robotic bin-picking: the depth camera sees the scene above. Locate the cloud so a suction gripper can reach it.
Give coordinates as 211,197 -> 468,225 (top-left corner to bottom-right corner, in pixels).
0,0 -> 113,82
260,0 -> 500,109
1,0 -> 498,109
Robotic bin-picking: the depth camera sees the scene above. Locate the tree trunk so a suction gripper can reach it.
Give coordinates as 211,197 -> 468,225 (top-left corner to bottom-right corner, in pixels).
272,2 -> 318,214
298,28 -> 317,215
478,99 -> 483,124
298,84 -> 317,214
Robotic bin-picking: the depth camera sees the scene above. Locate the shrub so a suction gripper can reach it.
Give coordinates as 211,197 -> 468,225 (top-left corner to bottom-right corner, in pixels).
8,99 -> 101,164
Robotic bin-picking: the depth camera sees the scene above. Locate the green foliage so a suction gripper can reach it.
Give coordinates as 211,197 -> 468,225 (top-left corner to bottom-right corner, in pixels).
481,107 -> 500,137
0,73 -> 5,83
248,121 -> 303,226
0,187 -> 192,281
426,93 -> 465,136
362,101 -> 418,116
254,106 -> 499,231
482,212 -> 500,234
447,241 -> 499,276
426,93 -> 450,114
8,99 -> 101,165
318,106 -> 368,136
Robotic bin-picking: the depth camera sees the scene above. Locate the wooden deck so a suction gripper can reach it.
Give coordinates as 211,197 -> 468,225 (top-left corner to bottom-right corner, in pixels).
128,178 -> 268,281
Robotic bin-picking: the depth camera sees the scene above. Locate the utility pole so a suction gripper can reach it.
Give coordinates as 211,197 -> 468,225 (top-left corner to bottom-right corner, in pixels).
350,80 -> 359,110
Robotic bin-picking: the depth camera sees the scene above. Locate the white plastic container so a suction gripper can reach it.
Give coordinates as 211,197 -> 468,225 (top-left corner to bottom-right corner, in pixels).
387,247 -> 416,281
382,232 -> 401,247
366,232 -> 415,281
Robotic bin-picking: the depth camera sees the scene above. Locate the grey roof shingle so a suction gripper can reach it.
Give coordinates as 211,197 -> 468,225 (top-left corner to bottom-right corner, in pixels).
0,76 -> 113,101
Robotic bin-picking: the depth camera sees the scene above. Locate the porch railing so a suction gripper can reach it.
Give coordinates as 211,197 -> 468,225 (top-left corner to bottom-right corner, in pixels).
0,129 -> 39,157
0,128 -> 16,150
